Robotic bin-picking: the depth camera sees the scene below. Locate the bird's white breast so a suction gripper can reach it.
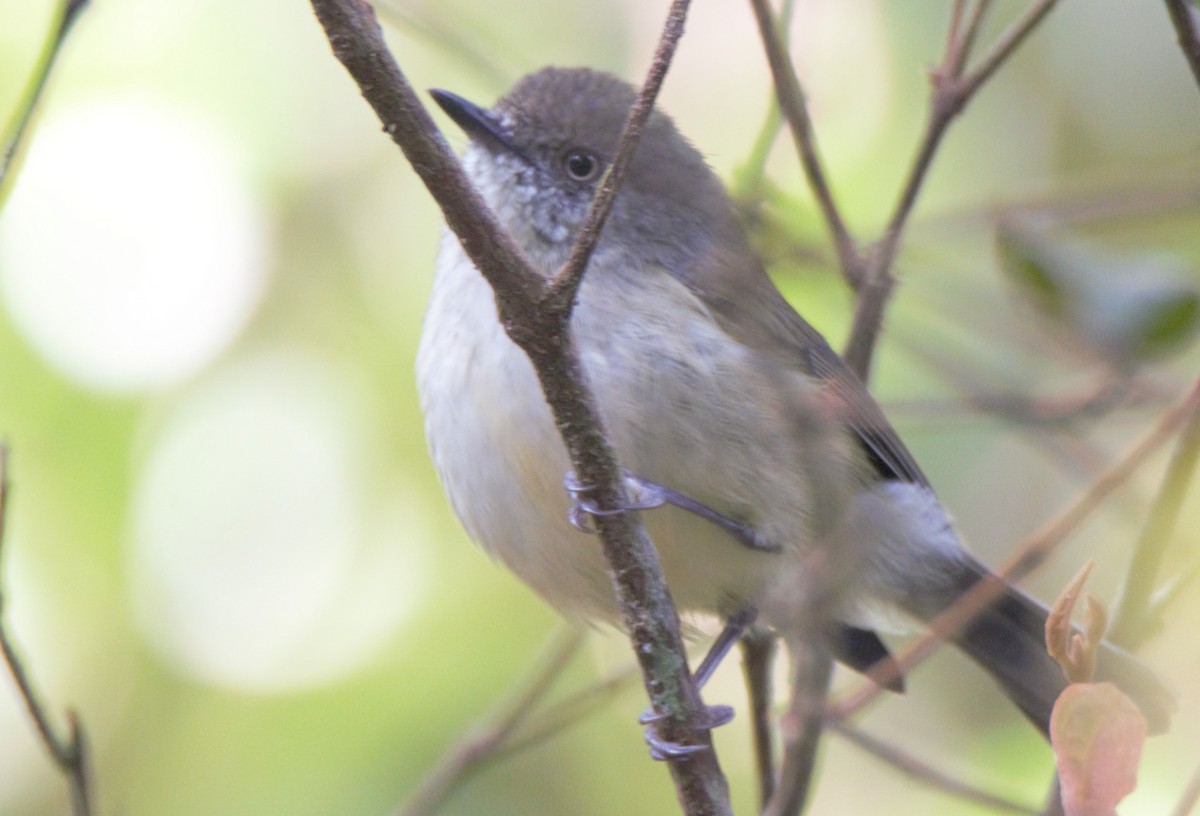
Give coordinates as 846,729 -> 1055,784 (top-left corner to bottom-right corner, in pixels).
417,232 -> 799,623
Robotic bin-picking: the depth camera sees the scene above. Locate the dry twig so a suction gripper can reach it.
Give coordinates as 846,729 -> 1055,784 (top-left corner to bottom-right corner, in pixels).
0,445 -> 93,816
835,378 -> 1200,717
397,626 -> 584,816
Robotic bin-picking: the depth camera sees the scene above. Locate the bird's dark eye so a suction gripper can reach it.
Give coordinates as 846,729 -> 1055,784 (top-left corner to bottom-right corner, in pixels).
563,150 -> 600,182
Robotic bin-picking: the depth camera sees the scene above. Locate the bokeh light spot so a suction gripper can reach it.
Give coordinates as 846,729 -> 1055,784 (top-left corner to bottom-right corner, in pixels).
0,98 -> 269,392
131,351 -> 428,691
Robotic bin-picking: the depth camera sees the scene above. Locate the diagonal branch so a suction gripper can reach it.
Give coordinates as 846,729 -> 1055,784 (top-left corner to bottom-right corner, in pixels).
396,626 -> 585,816
746,0 -> 862,288
843,0 -> 1061,379
545,0 -> 690,308
1170,757 -> 1200,816
1108,383 -> 1200,647
309,2 -> 732,813
0,0 -> 90,207
827,718 -> 1039,814
0,445 -> 93,816
1164,0 -> 1200,93
834,377 -> 1200,716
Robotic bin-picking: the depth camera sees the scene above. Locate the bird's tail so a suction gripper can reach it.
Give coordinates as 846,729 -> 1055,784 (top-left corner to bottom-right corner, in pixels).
924,558 -> 1174,736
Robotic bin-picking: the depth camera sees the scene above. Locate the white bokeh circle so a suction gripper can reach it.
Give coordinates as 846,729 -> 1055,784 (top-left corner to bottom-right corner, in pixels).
131,351 -> 428,690
0,97 -> 268,392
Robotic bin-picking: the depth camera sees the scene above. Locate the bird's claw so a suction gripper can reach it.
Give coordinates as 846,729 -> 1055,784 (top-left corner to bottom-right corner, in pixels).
563,470 -> 668,533
642,704 -> 736,761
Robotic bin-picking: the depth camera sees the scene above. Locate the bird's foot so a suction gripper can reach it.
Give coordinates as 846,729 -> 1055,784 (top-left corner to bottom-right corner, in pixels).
640,704 -> 736,761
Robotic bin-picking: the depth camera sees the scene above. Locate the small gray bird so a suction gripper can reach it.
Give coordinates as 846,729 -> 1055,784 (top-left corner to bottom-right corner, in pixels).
416,66 -> 1173,737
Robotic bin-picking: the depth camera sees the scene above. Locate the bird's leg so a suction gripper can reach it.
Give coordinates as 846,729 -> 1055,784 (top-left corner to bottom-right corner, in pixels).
563,471 -> 774,759
563,470 -> 781,553
638,607 -> 759,760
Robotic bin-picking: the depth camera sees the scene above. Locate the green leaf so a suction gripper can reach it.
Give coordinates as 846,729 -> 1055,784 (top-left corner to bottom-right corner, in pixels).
997,228 -> 1200,364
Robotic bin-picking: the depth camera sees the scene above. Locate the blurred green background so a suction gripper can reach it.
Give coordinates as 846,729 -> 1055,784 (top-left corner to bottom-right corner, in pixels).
0,1 -> 1198,814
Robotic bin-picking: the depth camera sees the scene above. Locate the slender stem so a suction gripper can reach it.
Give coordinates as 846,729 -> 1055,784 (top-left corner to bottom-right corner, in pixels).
0,0 -> 90,210
827,719 -> 1040,815
762,631 -> 832,816
0,445 -> 93,816
310,2 -> 732,812
1164,0 -> 1200,90
842,0 -> 1060,380
1108,391 -> 1200,647
739,627 -> 778,810
959,0 -> 1060,97
735,0 -> 796,201
397,626 -> 585,816
499,660 -> 641,758
746,0 -> 861,288
834,378 -> 1200,716
314,0 -> 543,308
943,1 -> 991,77
546,0 -> 691,307
373,0 -> 514,88
1169,758 -> 1200,816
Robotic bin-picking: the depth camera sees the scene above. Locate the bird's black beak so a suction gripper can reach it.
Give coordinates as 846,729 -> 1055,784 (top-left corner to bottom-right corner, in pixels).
429,89 -> 522,159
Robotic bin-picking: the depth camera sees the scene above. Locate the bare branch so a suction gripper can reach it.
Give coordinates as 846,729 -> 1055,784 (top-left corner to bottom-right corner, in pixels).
959,0 -> 1059,96
0,0 -> 90,208
842,0 -> 1061,379
1164,0 -> 1200,89
311,0 -> 542,310
835,378 -> 1200,716
827,718 -> 1040,815
759,547 -> 842,816
762,633 -> 832,816
942,1 -> 991,77
1108,387 -> 1200,647
1170,757 -> 1200,816
309,2 -> 732,812
734,0 -> 796,203
374,0 -> 514,88
397,626 -> 584,816
0,445 -> 93,816
499,658 -> 641,758
746,0 -> 862,288
546,0 -> 691,307
739,627 -> 778,810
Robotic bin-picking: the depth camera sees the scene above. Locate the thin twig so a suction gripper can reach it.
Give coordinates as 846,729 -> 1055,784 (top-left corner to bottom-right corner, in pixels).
1170,758 -> 1200,816
498,658 -> 641,758
1108,388 -> 1200,647
843,0 -> 1062,379
827,719 -> 1040,815
309,2 -> 732,812
0,5 -> 95,810
733,0 -> 796,203
746,0 -> 861,288
374,0 -> 514,88
0,0 -> 89,208
397,626 -> 585,816
943,1 -> 991,77
1147,559 -> 1200,620
960,0 -> 1060,96
0,445 -> 93,816
739,626 -> 778,810
1165,0 -> 1200,91
545,0 -> 691,307
761,628 -> 832,816
834,378 -> 1200,716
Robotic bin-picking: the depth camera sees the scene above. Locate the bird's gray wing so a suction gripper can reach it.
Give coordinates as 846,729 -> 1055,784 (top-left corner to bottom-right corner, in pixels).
676,239 -> 929,488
